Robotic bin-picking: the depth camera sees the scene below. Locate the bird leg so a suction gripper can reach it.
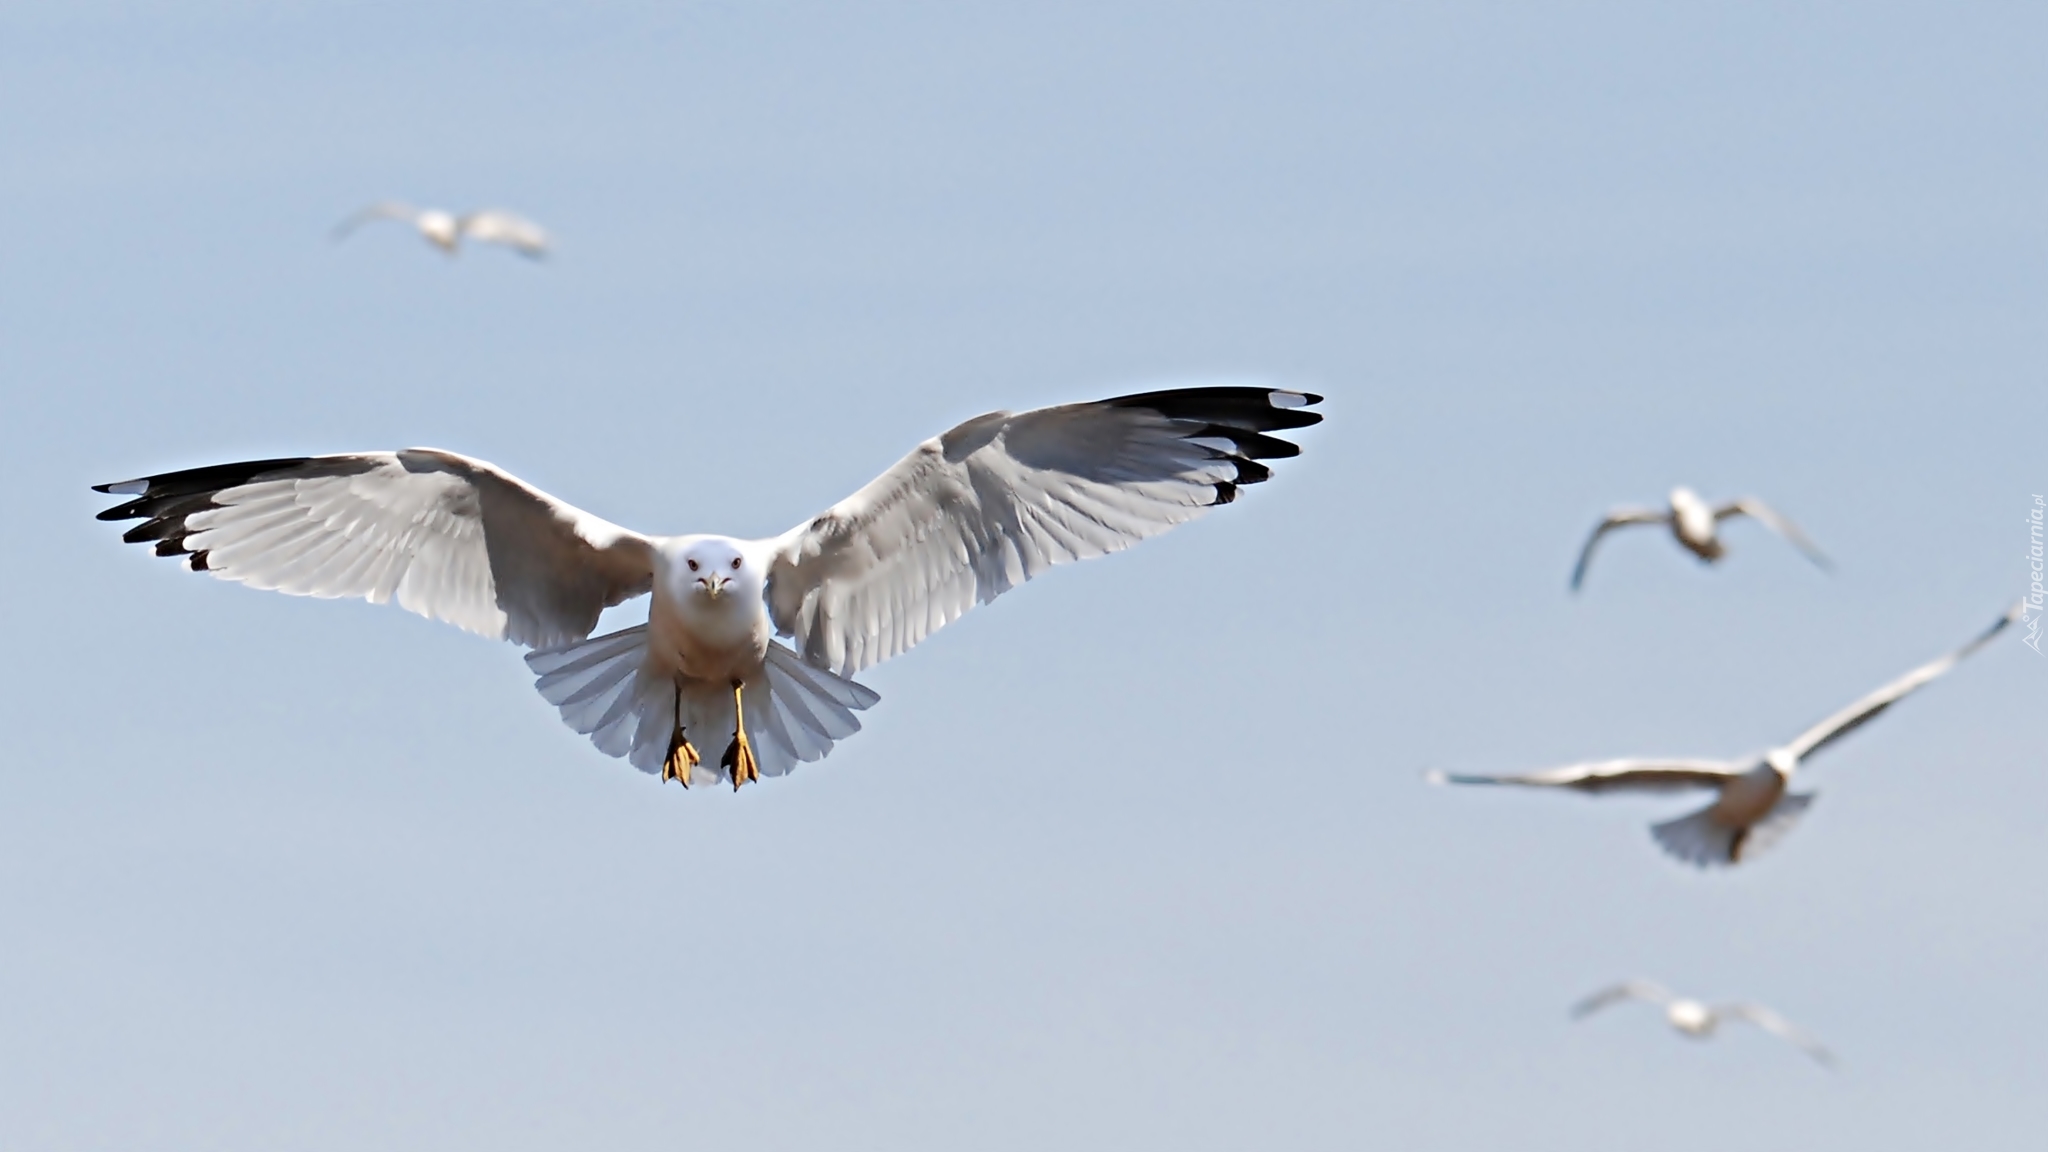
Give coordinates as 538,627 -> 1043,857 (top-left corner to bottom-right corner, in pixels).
721,679 -> 761,791
663,681 -> 699,786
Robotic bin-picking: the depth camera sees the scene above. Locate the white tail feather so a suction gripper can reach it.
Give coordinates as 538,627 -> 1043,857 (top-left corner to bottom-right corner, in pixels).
1650,791 -> 1816,867
524,627 -> 881,786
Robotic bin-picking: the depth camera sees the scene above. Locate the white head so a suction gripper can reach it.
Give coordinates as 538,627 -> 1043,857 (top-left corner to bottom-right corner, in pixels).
662,536 -> 763,608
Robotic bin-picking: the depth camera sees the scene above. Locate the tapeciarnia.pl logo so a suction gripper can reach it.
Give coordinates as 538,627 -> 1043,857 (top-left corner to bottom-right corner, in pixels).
2027,494 -> 2044,654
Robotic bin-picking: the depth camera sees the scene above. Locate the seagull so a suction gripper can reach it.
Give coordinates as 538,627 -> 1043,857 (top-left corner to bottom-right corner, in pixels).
331,202 -> 551,259
93,386 -> 1322,790
1571,980 -> 1836,1068
1570,487 -> 1830,592
1428,603 -> 2022,866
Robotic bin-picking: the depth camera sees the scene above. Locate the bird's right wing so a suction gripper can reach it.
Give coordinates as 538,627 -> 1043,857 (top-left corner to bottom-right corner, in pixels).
459,210 -> 550,257
1784,603 -> 2023,762
1719,1002 -> 1837,1067
1570,980 -> 1672,1019
331,201 -> 420,241
1428,758 -> 1744,794
94,449 -> 655,649
1715,497 -> 1832,570
1569,508 -> 1668,591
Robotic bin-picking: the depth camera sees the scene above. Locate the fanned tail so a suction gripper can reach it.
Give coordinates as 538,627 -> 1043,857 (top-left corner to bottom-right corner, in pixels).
524,628 -> 880,786
1650,792 -> 1816,868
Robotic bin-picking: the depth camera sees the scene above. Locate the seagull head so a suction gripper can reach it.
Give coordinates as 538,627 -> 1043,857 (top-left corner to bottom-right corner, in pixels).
667,537 -> 757,603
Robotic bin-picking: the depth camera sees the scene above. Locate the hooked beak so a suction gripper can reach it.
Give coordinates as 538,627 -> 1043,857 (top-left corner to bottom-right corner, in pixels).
696,575 -> 730,598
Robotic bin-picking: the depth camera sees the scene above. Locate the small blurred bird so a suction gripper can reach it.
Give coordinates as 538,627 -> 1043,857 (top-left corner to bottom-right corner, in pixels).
1428,603 -> 2023,867
331,202 -> 551,259
1571,486 -> 1830,592
1571,980 -> 1836,1068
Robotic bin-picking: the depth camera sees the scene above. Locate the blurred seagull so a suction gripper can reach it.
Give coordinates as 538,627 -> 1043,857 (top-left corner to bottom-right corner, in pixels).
332,201 -> 551,259
1428,603 -> 2022,866
93,386 -> 1322,790
1572,980 -> 1836,1068
1570,486 -> 1830,591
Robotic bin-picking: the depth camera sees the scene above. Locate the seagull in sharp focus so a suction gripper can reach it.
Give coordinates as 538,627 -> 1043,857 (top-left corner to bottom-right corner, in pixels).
1570,487 -> 1830,592
332,202 -> 551,258
1428,603 -> 2023,866
1572,980 -> 1836,1068
93,386 -> 1322,790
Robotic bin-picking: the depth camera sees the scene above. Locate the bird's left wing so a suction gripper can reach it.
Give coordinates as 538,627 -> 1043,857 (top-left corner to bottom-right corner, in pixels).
331,201 -> 419,241
94,449 -> 654,648
1783,603 -> 2023,762
1714,497 -> 1832,570
1570,980 -> 1672,1019
1719,1002 -> 1837,1067
459,210 -> 550,257
1427,758 -> 1744,794
763,386 -> 1322,677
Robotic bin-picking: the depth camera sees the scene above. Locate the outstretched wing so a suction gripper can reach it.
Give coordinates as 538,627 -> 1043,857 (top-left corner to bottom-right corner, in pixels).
459,210 -> 550,257
1783,603 -> 2023,762
763,386 -> 1323,677
1569,508 -> 1668,591
1428,758 -> 1744,795
1570,980 -> 1673,1019
93,449 -> 655,648
1714,497 -> 1832,571
331,201 -> 421,241
1718,1002 -> 1837,1067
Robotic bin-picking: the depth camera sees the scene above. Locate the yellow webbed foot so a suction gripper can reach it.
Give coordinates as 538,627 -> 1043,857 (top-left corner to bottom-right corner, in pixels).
721,679 -> 761,791
663,682 -> 699,786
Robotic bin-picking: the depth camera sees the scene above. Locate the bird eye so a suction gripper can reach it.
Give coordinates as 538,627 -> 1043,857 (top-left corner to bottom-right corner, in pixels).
730,557 -> 742,570
686,559 -> 699,571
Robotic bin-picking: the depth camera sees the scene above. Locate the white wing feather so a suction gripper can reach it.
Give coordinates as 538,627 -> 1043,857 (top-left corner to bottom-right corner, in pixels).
459,210 -> 551,256
763,387 -> 1322,677
95,449 -> 654,648
1783,603 -> 2022,761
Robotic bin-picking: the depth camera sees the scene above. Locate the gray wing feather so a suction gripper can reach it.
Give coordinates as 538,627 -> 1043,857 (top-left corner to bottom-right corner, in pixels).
1430,758 -> 1744,794
1783,603 -> 2022,762
331,201 -> 420,241
458,210 -> 550,257
1569,508 -> 1668,591
764,386 -> 1322,677
1714,497 -> 1832,570
94,449 -> 654,648
1571,980 -> 1673,1018
1718,1002 -> 1838,1067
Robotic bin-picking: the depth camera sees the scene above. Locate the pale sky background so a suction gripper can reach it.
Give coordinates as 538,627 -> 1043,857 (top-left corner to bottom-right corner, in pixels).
3,3 -> 2045,1149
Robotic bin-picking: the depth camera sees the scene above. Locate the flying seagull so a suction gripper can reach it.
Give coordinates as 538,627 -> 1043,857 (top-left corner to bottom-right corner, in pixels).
332,202 -> 551,258
93,386 -> 1322,790
1570,487 -> 1830,592
1428,603 -> 2022,866
1571,980 -> 1836,1068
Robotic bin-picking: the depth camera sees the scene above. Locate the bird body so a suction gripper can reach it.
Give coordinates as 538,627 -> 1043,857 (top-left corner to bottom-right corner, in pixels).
1571,980 -> 1836,1067
1570,486 -> 1828,591
1431,604 -> 2022,866
95,386 -> 1322,789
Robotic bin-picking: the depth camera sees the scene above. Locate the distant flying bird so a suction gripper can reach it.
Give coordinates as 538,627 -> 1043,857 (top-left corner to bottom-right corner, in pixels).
93,386 -> 1322,790
1428,603 -> 2022,866
332,202 -> 551,258
1571,980 -> 1836,1068
1570,486 -> 1830,591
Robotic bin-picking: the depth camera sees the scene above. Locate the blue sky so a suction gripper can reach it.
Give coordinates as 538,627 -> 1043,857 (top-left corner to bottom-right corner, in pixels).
3,3 -> 2044,1148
